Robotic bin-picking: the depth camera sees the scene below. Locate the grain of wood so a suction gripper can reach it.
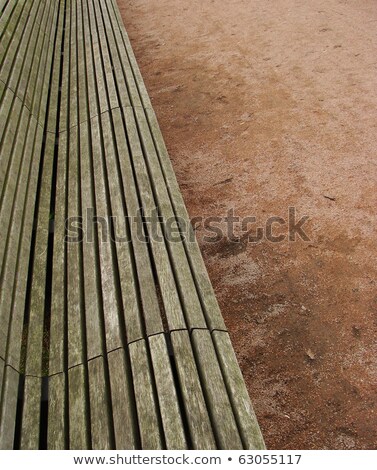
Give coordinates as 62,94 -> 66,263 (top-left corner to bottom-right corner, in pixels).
212,331 -> 266,449
0,366 -> 19,449
47,373 -> 66,450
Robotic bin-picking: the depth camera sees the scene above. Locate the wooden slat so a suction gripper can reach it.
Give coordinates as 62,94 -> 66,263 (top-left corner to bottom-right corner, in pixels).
49,0 -> 68,376
69,0 -> 78,130
107,348 -> 138,450
68,365 -> 90,449
47,0 -> 66,133
49,130 -> 67,376
0,357 -> 4,394
59,0 -> 71,134
79,121 -> 104,359
148,334 -> 186,449
0,76 -> 5,102
191,329 -> 242,449
212,331 -> 266,449
0,95 -> 22,203
20,376 -> 42,449
88,356 -> 112,449
170,330 -> 216,449
47,372 -> 67,450
0,86 -> 15,143
129,339 -> 162,449
67,124 -> 85,368
0,365 -> 19,449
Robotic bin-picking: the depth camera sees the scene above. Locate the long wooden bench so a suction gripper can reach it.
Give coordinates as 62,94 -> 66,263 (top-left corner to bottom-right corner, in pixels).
0,0 -> 265,450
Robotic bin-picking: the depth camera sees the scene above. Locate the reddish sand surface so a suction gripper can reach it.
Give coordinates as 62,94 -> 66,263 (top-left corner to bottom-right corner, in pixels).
117,0 -> 377,449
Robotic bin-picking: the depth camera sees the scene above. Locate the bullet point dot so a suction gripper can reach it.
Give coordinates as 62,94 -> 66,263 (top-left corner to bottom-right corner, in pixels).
228,457 -> 232,461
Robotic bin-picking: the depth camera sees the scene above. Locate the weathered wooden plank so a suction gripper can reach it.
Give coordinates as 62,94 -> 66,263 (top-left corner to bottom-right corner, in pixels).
49,12 -> 69,374
47,0 -> 65,133
20,375 -> 42,449
0,76 -> 5,101
59,0 -> 71,133
0,357 -> 4,396
49,127 -> 66,371
78,121 -> 103,360
129,339 -> 162,449
68,365 -> 90,449
0,86 -> 15,143
88,356 -> 112,450
145,107 -> 227,332
191,329 -> 243,449
47,372 -> 67,450
67,124 -> 85,368
107,348 -> 138,450
76,0 -> 89,126
148,334 -> 186,449
81,0 -> 98,120
122,107 -> 187,333
212,331 -> 266,449
69,0 -> 78,130
0,365 -> 19,449
170,330 -> 216,449
0,96 -> 22,203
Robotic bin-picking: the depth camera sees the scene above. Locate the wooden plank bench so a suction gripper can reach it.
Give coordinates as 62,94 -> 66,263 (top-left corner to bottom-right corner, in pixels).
0,0 -> 265,450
